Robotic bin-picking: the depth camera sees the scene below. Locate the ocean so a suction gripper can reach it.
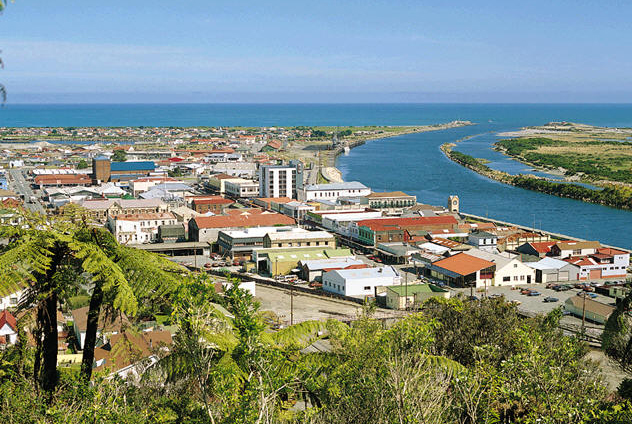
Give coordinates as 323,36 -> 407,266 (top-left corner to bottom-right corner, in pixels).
1,103 -> 631,249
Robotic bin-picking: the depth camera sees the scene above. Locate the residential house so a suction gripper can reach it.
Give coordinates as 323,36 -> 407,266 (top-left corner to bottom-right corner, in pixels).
0,310 -> 18,346
71,306 -> 130,350
516,241 -> 559,258
467,230 -> 498,252
550,241 -> 601,258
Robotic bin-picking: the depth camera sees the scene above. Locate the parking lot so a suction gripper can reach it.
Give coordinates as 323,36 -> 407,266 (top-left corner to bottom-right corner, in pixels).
452,283 -> 614,330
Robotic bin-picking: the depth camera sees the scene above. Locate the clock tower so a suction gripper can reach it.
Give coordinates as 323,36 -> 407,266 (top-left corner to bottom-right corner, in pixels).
448,195 -> 460,214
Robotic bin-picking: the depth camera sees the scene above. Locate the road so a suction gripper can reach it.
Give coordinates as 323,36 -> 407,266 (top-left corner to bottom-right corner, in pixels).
8,168 -> 46,214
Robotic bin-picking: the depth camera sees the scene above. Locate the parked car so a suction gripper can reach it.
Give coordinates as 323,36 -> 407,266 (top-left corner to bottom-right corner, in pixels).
582,286 -> 595,292
543,296 -> 559,303
556,285 -> 572,291
528,291 -> 541,296
520,288 -> 532,295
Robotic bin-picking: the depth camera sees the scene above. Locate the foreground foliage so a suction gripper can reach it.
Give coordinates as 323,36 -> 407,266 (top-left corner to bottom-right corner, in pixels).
2,285 -> 631,423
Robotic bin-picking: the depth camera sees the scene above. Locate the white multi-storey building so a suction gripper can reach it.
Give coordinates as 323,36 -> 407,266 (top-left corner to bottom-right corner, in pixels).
107,212 -> 177,244
258,165 -> 297,199
224,178 -> 260,198
299,181 -> 371,202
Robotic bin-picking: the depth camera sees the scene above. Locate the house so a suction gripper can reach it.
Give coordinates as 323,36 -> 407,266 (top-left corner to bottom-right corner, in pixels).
0,288 -> 23,310
93,329 -> 172,380
550,241 -> 601,258
107,212 -> 177,244
516,241 -> 559,258
322,266 -> 401,297
384,283 -> 450,310
298,181 -> 371,202
360,191 -> 416,211
298,258 -> 366,282
0,310 -> 18,346
190,196 -> 235,214
464,249 -> 535,286
564,296 -> 615,325
428,252 -> 496,288
524,257 -> 581,283
467,230 -> 498,252
188,209 -> 296,243
71,306 -> 130,350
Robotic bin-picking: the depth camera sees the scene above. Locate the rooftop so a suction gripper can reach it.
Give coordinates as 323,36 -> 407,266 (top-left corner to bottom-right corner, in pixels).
304,181 -> 368,191
432,253 -> 496,276
110,161 -> 156,172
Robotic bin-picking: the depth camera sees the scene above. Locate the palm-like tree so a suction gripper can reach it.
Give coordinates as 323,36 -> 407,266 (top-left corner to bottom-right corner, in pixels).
0,207 -> 186,392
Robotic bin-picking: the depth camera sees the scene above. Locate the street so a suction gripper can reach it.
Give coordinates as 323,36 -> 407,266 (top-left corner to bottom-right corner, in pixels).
8,168 -> 46,214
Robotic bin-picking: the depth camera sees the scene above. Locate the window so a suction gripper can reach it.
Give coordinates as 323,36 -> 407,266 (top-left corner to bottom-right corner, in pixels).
513,276 -> 518,281
9,297 -> 17,305
514,264 -> 517,268
520,275 -> 525,281
503,276 -> 510,282
363,286 -> 371,291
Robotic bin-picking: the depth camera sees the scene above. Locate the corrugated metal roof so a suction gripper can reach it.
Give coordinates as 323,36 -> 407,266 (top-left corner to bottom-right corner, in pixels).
110,161 -> 155,172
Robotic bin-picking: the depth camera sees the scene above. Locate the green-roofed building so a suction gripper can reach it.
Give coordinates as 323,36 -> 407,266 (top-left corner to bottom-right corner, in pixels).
253,247 -> 353,276
385,283 -> 450,310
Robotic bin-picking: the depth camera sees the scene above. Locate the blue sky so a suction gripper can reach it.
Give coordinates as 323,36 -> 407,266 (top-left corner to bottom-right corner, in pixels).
2,0 -> 632,103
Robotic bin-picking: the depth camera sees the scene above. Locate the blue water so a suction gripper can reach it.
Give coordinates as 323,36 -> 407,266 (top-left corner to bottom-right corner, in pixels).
1,103 -> 631,249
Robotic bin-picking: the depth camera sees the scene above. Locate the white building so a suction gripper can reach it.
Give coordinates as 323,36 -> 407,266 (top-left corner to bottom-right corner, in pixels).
258,164 -> 297,199
0,289 -> 23,311
107,212 -> 177,244
467,231 -> 498,252
224,178 -> 260,198
278,201 -> 316,221
299,181 -> 371,202
464,249 -> 536,286
322,266 -> 400,297
0,310 -> 18,345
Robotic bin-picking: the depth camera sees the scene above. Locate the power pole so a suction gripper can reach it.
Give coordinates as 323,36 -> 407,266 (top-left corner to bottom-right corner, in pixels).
405,271 -> 408,310
290,282 -> 294,326
581,292 -> 587,335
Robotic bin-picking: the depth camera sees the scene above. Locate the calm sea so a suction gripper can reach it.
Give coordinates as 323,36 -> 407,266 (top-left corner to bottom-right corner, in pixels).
1,103 -> 631,249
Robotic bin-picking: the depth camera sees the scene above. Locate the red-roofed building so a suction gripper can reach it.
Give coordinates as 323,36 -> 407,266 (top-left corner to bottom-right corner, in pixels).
428,253 -> 496,288
189,209 -> 296,243
0,310 -> 18,345
516,241 -> 560,258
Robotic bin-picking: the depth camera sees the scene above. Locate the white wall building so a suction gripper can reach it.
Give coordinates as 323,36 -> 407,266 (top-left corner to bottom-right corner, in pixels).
224,178 -> 260,198
465,249 -> 536,286
258,164 -> 297,199
322,266 -> 400,297
467,231 -> 498,252
107,212 -> 177,244
0,289 -> 23,311
299,181 -> 371,202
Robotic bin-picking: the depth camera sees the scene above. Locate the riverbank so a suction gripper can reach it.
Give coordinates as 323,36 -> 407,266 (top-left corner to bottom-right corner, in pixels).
440,140 -> 632,211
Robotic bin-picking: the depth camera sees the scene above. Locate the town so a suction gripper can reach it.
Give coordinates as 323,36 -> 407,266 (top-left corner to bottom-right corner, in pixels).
0,125 -> 629,382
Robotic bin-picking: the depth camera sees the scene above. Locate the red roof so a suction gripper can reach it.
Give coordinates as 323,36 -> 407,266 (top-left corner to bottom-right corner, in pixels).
432,253 -> 495,276
193,211 -> 295,229
525,241 -> 558,254
0,310 -> 17,331
597,247 -> 628,256
358,216 -> 457,232
168,157 -> 185,162
191,196 -> 234,205
35,174 -> 92,185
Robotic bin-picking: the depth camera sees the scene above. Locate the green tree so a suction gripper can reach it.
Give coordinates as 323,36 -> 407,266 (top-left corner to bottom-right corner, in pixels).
77,159 -> 88,169
112,149 -> 127,162
0,207 -> 185,393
